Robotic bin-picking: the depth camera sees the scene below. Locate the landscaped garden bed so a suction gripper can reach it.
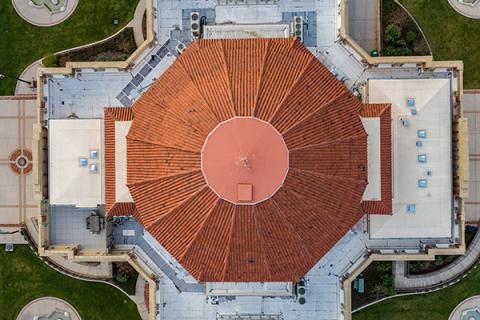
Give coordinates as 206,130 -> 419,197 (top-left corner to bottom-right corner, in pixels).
381,0 -> 430,56
112,261 -> 139,295
49,27 -> 137,67
351,261 -> 396,310
408,226 -> 477,275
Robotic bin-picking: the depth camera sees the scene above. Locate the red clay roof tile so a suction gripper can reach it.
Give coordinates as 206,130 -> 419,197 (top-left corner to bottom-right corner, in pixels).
127,38 -> 369,282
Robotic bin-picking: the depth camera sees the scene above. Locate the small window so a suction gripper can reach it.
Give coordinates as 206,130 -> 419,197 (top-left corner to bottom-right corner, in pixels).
406,204 -> 416,213
418,154 -> 427,163
418,179 -> 427,188
416,140 -> 423,147
79,157 -> 88,167
411,108 -> 417,115
401,119 -> 410,127
417,129 -> 427,138
407,97 -> 415,107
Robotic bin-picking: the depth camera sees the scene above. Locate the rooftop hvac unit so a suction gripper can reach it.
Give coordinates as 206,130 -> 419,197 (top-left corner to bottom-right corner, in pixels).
191,12 -> 200,39
296,280 -> 306,304
176,42 -> 186,55
294,16 -> 303,43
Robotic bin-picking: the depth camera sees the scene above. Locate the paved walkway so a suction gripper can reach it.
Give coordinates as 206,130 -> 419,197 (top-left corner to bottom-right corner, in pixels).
347,0 -> 380,52
131,0 -> 146,47
132,275 -> 149,320
449,0 -> 480,19
12,0 -> 79,27
48,256 -> 112,279
449,295 -> 480,319
17,297 -> 81,320
15,60 -> 42,96
464,91 -> 480,223
394,228 -> 480,291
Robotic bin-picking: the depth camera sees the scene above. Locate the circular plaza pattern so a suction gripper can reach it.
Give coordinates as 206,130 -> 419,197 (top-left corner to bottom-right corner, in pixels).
12,0 -> 79,27
9,149 -> 32,175
449,296 -> 480,320
16,297 -> 81,320
448,0 -> 480,19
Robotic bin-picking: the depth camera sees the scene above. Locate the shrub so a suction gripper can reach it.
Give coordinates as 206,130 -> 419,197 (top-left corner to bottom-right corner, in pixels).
115,270 -> 129,283
406,31 -> 417,43
384,24 -> 401,45
43,54 -> 58,67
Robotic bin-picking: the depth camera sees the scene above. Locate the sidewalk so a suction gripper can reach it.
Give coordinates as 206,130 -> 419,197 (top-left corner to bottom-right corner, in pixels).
394,229 -> 480,291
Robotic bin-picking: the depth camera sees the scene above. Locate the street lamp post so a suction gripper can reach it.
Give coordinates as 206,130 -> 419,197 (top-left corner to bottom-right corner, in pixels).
0,71 -> 36,87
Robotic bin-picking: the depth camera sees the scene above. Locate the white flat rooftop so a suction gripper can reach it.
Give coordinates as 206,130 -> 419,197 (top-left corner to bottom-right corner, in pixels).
203,24 -> 290,39
368,79 -> 453,239
115,121 -> 133,202
49,119 -> 103,207
362,117 -> 381,200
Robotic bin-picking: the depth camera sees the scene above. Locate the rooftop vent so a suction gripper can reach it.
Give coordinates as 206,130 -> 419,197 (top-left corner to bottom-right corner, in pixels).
417,129 -> 427,139
296,280 -> 306,304
89,149 -> 99,160
89,163 -> 99,174
407,97 -> 415,107
79,157 -> 88,167
418,179 -> 427,188
417,154 -> 427,163
406,204 -> 416,213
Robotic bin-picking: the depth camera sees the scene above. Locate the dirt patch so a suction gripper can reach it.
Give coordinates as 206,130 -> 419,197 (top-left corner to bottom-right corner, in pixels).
56,27 -> 137,66
142,10 -> 147,40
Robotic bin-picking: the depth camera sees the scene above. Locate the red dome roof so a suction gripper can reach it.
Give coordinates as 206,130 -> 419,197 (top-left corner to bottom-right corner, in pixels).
127,38 -> 368,282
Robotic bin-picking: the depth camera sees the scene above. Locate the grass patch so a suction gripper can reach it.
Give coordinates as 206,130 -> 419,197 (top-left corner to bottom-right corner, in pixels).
56,27 -> 137,66
0,0 -> 139,95
0,245 -> 141,320
399,0 -> 480,88
353,255 -> 480,320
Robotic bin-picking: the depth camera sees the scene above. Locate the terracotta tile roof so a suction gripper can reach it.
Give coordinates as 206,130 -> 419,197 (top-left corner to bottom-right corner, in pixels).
361,104 -> 392,215
104,107 -> 135,217
127,38 -> 369,282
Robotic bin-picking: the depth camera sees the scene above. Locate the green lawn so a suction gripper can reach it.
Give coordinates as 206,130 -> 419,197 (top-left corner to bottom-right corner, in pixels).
399,0 -> 480,89
0,245 -> 141,320
353,263 -> 480,320
0,0 -> 139,95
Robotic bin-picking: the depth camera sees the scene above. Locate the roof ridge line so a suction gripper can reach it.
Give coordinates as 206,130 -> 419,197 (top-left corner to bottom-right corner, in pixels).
287,132 -> 368,152
265,53 -> 316,123
252,39 -> 272,117
289,167 -> 366,184
127,169 -> 202,188
269,198 -> 314,275
125,135 -> 202,154
179,197 -> 221,263
281,89 -> 352,137
252,205 -> 273,281
221,202 -> 239,282
220,40 -> 239,117
145,184 -> 211,231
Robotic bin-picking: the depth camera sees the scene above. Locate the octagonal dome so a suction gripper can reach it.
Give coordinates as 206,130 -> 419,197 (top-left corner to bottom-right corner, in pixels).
127,38 -> 368,282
